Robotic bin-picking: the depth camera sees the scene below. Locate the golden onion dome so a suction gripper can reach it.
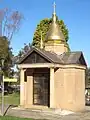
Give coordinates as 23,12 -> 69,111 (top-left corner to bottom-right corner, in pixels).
45,2 -> 65,42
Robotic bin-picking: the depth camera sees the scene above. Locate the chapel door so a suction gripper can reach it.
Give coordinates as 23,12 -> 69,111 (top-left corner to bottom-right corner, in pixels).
33,73 -> 49,106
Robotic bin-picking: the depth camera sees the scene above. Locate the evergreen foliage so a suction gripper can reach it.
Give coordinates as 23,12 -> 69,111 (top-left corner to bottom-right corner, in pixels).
0,36 -> 13,77
86,67 -> 90,88
32,18 -> 69,49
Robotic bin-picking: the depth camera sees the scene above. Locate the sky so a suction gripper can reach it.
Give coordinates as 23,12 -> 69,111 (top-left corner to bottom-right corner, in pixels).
0,0 -> 90,66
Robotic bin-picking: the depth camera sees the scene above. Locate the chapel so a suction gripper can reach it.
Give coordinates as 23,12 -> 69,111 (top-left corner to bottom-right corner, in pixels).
18,3 -> 87,111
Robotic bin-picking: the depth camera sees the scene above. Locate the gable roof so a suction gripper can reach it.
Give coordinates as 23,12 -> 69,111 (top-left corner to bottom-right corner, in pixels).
18,47 -> 87,66
18,47 -> 64,64
60,52 -> 87,66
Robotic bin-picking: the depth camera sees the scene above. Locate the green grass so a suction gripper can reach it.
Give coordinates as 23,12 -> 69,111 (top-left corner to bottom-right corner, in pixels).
0,116 -> 33,120
0,92 -> 20,105
0,116 -> 46,120
0,93 -> 46,120
87,89 -> 90,93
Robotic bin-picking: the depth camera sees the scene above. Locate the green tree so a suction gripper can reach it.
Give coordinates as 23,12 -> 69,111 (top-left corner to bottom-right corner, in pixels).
86,67 -> 90,88
32,18 -> 69,49
16,43 -> 32,61
0,36 -> 13,77
0,8 -> 23,78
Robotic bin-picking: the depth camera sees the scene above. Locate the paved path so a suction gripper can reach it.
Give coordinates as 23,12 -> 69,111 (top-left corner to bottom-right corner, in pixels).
1,105 -> 90,120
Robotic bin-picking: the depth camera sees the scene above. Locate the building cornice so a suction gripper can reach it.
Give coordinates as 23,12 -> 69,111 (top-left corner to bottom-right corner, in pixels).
18,63 -> 86,70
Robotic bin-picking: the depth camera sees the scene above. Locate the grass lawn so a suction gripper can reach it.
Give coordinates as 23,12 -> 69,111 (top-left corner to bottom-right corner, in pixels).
87,89 -> 90,94
0,116 -> 33,120
0,116 -> 45,120
0,92 -> 20,105
0,93 -> 46,120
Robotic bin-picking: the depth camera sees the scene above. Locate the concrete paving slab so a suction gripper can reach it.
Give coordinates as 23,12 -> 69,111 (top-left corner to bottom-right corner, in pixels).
1,105 -> 90,120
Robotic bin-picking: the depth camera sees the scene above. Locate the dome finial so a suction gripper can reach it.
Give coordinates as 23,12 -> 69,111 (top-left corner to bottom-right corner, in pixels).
53,1 -> 56,14
45,1 -> 65,42
53,2 -> 56,22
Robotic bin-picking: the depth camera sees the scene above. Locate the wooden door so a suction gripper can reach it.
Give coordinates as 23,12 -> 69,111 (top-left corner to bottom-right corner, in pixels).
33,73 -> 49,106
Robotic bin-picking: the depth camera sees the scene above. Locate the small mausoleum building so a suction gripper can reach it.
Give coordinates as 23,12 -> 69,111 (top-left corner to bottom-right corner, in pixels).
18,4 -> 87,112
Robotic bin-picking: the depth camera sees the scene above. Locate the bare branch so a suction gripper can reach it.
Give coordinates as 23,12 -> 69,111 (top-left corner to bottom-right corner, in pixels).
8,11 -> 23,41
2,8 -> 9,36
0,8 -> 23,42
0,9 -> 5,36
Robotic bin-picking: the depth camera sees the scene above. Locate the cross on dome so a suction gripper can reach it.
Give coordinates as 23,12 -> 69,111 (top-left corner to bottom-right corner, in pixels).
53,2 -> 56,14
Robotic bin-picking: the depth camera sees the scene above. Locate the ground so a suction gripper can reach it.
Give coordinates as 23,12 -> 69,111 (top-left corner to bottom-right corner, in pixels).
0,93 -> 90,120
4,105 -> 90,120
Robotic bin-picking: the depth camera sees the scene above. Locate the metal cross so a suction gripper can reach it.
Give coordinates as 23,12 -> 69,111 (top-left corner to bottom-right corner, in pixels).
53,2 -> 56,14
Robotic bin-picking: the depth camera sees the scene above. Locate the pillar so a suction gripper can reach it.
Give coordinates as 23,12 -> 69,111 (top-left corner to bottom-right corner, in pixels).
20,68 -> 25,106
27,76 -> 33,106
50,67 -> 54,108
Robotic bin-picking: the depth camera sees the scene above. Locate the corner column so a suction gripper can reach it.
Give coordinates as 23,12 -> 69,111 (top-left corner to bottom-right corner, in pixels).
50,67 -> 54,108
20,68 -> 25,106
